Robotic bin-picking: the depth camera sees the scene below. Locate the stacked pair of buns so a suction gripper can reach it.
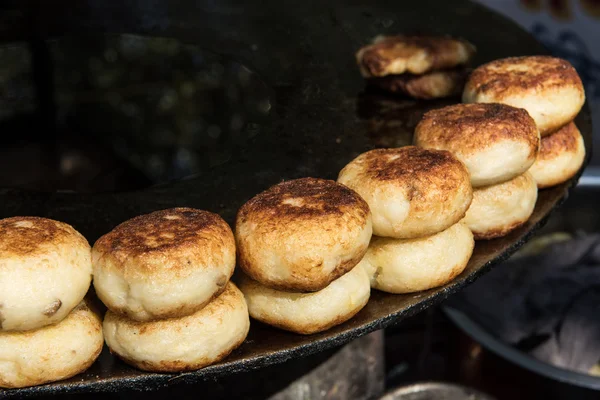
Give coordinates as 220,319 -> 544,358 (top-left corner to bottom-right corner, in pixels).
463,56 -> 586,189
414,102 -> 540,239
93,208 -> 249,372
356,35 -> 475,99
235,178 -> 373,335
0,217 -> 102,389
338,146 -> 475,293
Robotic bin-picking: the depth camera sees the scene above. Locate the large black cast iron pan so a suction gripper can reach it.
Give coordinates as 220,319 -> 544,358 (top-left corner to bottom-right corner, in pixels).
0,0 -> 592,397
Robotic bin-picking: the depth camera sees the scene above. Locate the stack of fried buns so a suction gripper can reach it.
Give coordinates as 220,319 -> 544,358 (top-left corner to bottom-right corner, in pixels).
414,102 -> 540,239
356,35 -> 476,99
338,146 -> 475,294
93,208 -> 249,372
0,217 -> 102,388
236,178 -> 373,334
463,56 -> 586,189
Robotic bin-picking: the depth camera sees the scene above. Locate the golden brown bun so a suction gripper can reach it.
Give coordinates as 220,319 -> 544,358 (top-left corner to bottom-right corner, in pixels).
368,68 -> 469,99
529,122 -> 586,188
93,208 -> 235,321
236,177 -> 372,292
361,222 -> 474,293
414,103 -> 540,187
463,172 -> 538,240
238,264 -> 370,335
337,146 -> 472,239
0,301 -> 103,388
463,56 -> 585,136
103,283 -> 249,373
356,35 -> 475,77
0,217 -> 92,332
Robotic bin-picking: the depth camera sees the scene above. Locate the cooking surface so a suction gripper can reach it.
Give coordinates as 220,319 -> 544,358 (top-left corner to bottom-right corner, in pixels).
0,35 -> 272,193
0,0 -> 567,237
0,0 -> 593,397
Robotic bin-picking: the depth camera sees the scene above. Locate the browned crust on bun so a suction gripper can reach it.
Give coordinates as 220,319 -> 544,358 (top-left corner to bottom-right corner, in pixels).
529,122 -> 585,189
356,35 -> 476,77
358,146 -> 465,183
464,56 -> 582,98
463,56 -> 584,135
94,208 -> 233,265
0,217 -> 89,258
237,177 -> 369,222
537,122 -> 580,161
415,103 -> 539,158
93,207 -> 234,275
